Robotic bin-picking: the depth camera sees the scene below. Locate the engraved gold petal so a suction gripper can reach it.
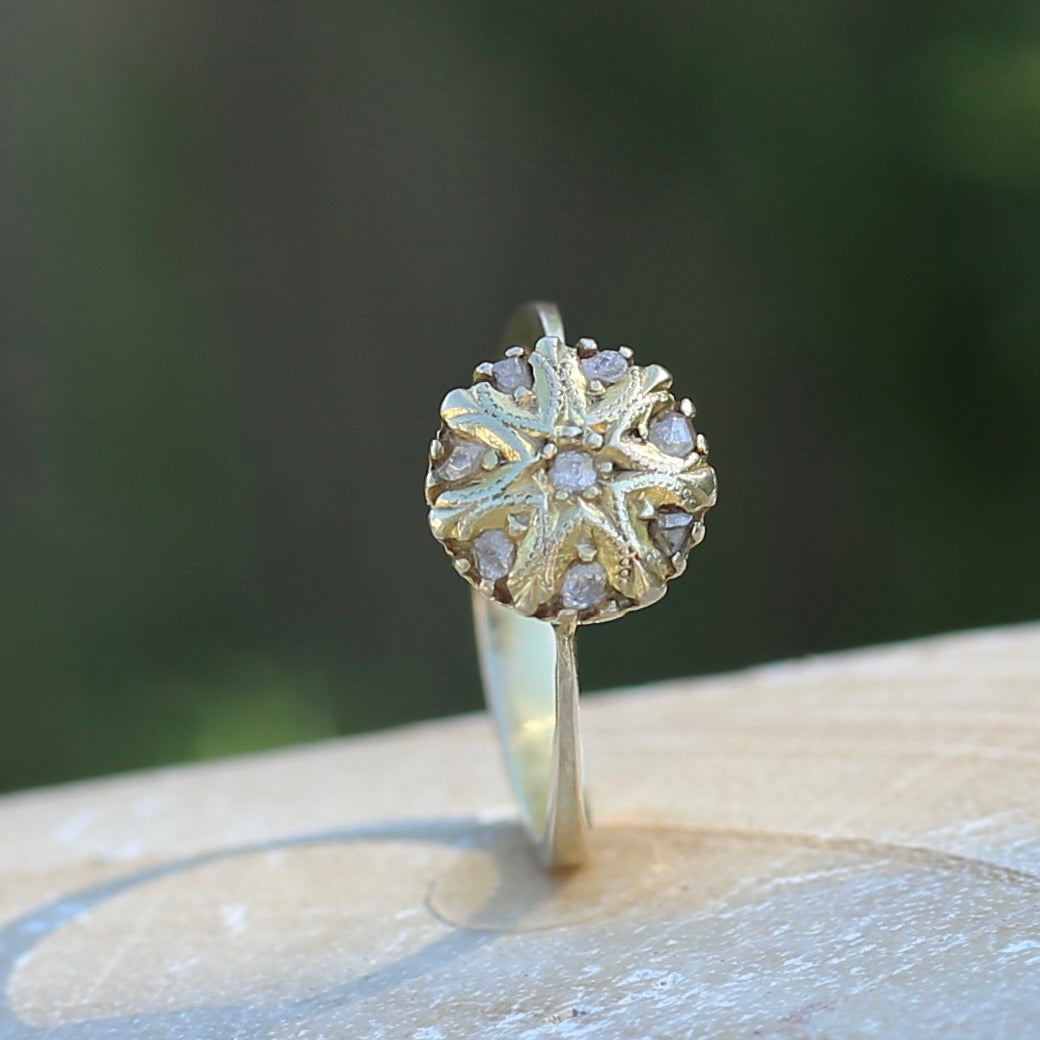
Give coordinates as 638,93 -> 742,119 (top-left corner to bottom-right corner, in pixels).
595,484 -> 671,595
440,386 -> 540,459
471,381 -> 553,441
580,367 -> 633,423
609,468 -> 717,516
429,476 -> 536,543
598,367 -> 673,441
528,349 -> 565,429
507,496 -> 583,615
607,437 -> 705,476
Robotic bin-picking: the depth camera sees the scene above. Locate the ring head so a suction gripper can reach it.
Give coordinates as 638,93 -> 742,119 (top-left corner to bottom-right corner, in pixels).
426,335 -> 717,624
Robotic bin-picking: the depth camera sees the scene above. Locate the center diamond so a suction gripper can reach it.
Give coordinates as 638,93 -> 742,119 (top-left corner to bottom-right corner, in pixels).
548,450 -> 597,493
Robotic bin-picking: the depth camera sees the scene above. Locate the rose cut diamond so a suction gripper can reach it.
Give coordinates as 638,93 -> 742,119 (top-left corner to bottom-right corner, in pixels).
580,350 -> 629,386
561,561 -> 608,610
649,509 -> 694,555
492,356 -> 534,394
548,450 -> 597,492
648,412 -> 695,458
473,528 -> 515,580
436,438 -> 486,482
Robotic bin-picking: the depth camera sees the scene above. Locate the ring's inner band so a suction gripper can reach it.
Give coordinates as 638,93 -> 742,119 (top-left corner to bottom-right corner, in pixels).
498,298 -> 565,355
471,301 -> 590,868
473,593 -> 559,834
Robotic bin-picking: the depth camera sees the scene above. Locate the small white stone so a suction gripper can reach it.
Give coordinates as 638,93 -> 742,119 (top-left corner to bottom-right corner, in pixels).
648,412 -> 695,457
435,439 -> 485,482
580,350 -> 629,386
561,561 -> 608,610
491,356 -> 534,394
473,528 -> 515,580
548,450 -> 597,492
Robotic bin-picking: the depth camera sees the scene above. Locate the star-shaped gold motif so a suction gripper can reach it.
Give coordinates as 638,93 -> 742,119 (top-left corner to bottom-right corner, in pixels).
426,335 -> 717,623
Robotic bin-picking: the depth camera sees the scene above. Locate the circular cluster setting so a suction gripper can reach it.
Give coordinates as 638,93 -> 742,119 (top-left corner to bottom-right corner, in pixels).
426,335 -> 718,623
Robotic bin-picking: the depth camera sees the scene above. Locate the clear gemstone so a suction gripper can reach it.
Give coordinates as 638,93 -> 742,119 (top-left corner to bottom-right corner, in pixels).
435,439 -> 485,482
650,510 -> 694,555
561,561 -> 608,610
548,450 -> 597,492
580,350 -> 629,386
473,528 -> 515,580
492,356 -> 534,394
648,412 -> 695,457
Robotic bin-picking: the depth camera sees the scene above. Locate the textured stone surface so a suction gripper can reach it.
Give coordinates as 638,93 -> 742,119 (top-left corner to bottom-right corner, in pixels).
560,561 -> 608,609
1,624 -> 1039,1038
648,412 -> 695,457
491,357 -> 533,394
579,350 -> 628,386
548,451 -> 597,493
436,439 -> 486,482
472,529 -> 515,580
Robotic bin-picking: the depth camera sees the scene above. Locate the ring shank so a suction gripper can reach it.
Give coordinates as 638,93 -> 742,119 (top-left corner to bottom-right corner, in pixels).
499,298 -> 565,351
471,301 -> 591,868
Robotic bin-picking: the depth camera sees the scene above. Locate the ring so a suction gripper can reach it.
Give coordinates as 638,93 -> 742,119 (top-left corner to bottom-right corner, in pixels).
425,302 -> 718,867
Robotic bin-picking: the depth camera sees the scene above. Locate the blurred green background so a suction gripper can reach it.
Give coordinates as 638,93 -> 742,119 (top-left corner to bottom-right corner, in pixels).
2,2 -> 1038,793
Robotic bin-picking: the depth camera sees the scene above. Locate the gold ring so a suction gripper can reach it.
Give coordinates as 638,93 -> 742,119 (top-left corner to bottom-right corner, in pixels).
425,302 -> 718,867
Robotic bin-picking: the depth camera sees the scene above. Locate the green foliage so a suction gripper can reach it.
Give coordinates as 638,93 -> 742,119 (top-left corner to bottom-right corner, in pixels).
1,1 -> 1037,791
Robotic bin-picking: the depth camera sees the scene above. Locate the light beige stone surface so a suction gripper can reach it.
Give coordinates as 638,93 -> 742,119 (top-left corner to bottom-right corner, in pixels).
1,623 -> 1038,1038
